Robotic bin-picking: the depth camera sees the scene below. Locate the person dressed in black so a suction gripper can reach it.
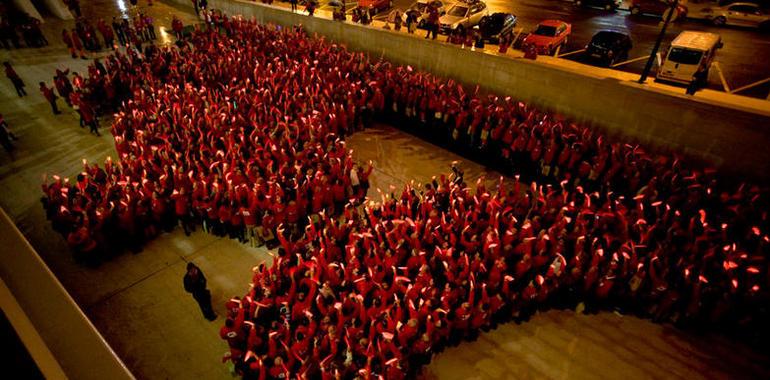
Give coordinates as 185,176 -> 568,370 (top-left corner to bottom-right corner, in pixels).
183,262 -> 217,321
686,66 -> 708,96
112,17 -> 126,46
0,114 -> 18,155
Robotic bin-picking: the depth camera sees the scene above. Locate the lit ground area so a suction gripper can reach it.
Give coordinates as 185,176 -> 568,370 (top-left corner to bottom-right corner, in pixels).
1,1 -> 769,379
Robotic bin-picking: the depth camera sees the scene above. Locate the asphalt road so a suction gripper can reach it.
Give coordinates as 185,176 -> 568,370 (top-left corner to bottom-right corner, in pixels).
350,0 -> 770,97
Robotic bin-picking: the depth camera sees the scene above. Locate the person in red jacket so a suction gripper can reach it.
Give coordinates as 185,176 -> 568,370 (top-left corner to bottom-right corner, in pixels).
97,19 -> 115,49
39,82 -> 61,115
69,28 -> 86,59
172,16 -> 184,41
67,222 -> 98,262
172,188 -> 193,236
62,29 -> 79,58
268,356 -> 289,379
79,101 -> 99,136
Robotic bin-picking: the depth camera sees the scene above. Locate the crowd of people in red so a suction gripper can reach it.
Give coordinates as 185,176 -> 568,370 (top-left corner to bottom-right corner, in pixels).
61,12 -> 157,60
39,14 -> 768,379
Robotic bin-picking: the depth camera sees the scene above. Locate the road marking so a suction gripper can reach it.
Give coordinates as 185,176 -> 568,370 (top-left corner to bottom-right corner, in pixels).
712,62 -> 731,93
610,56 -> 648,68
730,77 -> 770,94
557,48 -> 585,58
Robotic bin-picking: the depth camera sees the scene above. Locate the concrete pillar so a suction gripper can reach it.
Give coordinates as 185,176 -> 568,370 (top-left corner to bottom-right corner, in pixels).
11,0 -> 43,21
40,0 -> 74,20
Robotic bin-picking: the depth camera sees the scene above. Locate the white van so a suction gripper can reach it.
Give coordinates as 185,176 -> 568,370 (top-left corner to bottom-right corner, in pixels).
657,31 -> 722,85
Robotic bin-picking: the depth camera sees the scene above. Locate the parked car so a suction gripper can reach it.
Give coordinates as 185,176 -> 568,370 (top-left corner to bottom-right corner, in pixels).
403,0 -> 448,29
478,12 -> 517,42
629,0 -> 688,19
358,0 -> 392,15
700,2 -> 770,29
574,0 -> 622,11
584,30 -> 632,65
522,20 -> 572,55
657,31 -> 722,85
439,0 -> 489,34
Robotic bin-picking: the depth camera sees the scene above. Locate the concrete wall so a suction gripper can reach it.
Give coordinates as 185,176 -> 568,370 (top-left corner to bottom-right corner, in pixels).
12,0 -> 43,21
174,0 -> 770,180
10,0 -> 73,22
0,209 -> 135,380
41,0 -> 75,20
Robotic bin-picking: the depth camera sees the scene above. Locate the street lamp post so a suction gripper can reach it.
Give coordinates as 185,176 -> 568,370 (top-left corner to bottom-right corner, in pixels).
638,0 -> 680,84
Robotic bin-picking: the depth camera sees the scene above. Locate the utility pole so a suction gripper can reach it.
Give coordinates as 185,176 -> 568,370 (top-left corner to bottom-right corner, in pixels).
638,0 -> 679,84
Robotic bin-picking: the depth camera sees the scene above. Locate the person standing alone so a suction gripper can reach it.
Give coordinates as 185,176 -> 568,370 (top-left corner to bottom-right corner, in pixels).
184,262 -> 217,321
4,61 -> 26,97
0,113 -> 18,155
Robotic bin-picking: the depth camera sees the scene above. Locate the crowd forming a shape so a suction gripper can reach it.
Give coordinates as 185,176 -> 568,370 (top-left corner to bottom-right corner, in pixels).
39,15 -> 769,380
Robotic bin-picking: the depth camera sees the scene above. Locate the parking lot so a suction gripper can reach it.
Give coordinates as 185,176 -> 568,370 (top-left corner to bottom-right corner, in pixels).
321,0 -> 770,98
